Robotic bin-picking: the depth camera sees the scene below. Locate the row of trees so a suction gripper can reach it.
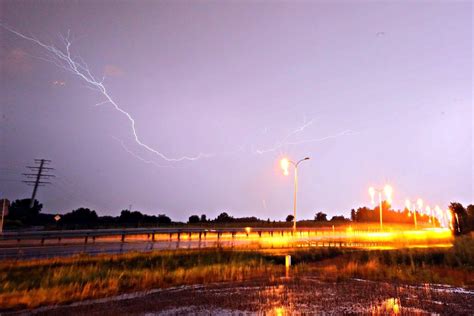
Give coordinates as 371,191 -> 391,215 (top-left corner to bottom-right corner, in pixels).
4,199 -> 172,229
350,201 -> 435,225
4,198 -> 474,234
4,199 -> 350,229
282,212 -> 349,223
350,201 -> 474,235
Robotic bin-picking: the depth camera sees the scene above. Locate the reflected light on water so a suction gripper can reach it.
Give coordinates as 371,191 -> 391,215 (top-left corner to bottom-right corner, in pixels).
372,298 -> 401,314
273,307 -> 286,316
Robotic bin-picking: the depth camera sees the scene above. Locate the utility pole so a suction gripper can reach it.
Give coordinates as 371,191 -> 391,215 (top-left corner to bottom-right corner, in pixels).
23,159 -> 55,208
0,199 -> 10,233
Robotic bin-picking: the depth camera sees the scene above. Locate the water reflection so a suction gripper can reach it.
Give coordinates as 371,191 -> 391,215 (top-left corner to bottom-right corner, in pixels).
46,276 -> 471,315
272,306 -> 286,316
371,298 -> 401,314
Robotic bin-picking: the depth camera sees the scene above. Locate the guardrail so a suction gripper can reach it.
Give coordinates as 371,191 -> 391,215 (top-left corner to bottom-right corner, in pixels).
0,227 -> 340,244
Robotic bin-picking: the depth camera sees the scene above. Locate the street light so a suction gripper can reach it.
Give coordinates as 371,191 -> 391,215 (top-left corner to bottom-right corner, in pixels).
425,206 -> 432,224
368,184 -> 392,231
405,199 -> 421,229
280,157 -> 310,231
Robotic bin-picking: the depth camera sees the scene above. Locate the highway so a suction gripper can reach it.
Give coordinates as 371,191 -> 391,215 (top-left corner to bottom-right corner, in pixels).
0,226 -> 453,260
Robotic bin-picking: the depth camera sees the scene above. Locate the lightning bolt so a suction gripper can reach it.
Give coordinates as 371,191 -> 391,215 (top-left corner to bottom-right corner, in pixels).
112,137 -> 182,169
254,118 -> 355,154
255,118 -> 314,154
2,24 -> 356,167
284,129 -> 357,146
1,24 -> 212,162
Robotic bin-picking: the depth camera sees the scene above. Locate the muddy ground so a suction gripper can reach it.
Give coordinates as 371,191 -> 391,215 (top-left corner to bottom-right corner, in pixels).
13,276 -> 474,315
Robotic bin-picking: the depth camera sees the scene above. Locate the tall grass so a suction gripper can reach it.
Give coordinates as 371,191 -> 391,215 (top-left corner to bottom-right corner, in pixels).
0,237 -> 472,311
289,236 -> 474,286
0,249 -> 280,310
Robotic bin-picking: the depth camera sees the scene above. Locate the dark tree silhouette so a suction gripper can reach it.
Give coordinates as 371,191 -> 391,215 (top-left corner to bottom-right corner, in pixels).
286,214 -> 294,222
119,210 -> 144,224
8,199 -> 42,225
449,202 -> 468,235
350,209 -> 356,221
315,212 -> 328,222
156,214 -> 171,224
188,215 -> 200,224
215,212 -> 234,223
466,204 -> 474,232
200,214 -> 207,222
330,215 -> 348,222
63,208 -> 98,226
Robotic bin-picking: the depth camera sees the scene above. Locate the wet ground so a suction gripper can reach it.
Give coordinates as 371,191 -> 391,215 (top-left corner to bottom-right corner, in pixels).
18,276 -> 474,315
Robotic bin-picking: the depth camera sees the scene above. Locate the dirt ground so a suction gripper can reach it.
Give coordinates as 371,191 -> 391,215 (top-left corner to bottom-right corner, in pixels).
12,275 -> 473,316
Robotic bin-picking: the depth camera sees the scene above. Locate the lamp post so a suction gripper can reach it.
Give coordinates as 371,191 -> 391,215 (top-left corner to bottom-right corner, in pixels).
280,157 -> 310,231
425,206 -> 432,224
368,185 -> 392,231
405,198 -> 422,229
434,205 -> 443,227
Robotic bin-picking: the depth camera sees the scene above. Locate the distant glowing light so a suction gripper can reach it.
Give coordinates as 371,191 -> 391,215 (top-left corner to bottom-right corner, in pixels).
280,158 -> 290,176
417,198 -> 423,210
454,213 -> 460,232
446,210 -> 453,230
405,199 -> 411,210
426,206 -> 431,221
369,187 -> 375,204
384,185 -> 393,204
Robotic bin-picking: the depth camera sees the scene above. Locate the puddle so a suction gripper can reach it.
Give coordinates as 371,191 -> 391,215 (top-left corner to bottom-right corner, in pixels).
20,277 -> 473,316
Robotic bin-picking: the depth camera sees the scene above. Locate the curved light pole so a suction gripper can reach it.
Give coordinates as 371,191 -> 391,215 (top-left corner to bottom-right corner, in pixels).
368,185 -> 393,231
280,157 -> 310,231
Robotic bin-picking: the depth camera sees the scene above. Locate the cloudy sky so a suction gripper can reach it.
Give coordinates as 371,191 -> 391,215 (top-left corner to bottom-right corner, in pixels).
1,1 -> 472,221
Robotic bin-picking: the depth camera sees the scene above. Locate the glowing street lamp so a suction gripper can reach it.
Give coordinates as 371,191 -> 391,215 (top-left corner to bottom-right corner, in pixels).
280,157 -> 310,231
434,205 -> 442,227
425,206 -> 432,224
417,198 -> 423,210
446,209 -> 453,230
405,199 -> 421,229
280,158 -> 290,176
368,184 -> 393,231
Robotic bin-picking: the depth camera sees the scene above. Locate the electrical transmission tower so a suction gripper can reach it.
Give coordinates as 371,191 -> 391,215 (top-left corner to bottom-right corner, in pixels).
23,159 -> 55,208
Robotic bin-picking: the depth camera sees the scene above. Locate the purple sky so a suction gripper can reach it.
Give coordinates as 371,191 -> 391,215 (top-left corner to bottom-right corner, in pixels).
1,1 -> 472,221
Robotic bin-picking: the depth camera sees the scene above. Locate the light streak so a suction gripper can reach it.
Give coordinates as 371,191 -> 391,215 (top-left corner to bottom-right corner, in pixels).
1,24 -> 213,162
454,213 -> 460,233
384,185 -> 393,205
231,224 -> 453,250
369,187 -> 375,204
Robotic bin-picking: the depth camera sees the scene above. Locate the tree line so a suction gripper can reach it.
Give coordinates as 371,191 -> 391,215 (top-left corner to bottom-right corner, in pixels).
2,198 -> 473,234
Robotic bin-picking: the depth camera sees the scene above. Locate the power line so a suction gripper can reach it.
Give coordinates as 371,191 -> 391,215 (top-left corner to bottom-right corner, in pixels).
22,159 -> 55,208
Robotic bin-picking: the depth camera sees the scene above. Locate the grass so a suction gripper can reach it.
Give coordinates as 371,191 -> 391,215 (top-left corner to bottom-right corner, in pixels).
0,237 -> 472,311
289,236 -> 474,286
0,249 -> 281,310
